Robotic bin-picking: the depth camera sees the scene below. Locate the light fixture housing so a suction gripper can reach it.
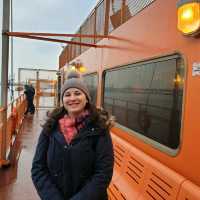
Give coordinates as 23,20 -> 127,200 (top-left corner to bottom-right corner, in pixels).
177,0 -> 200,35
69,61 -> 87,73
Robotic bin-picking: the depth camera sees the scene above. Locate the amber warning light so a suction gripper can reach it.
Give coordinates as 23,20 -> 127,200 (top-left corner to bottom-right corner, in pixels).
177,0 -> 200,35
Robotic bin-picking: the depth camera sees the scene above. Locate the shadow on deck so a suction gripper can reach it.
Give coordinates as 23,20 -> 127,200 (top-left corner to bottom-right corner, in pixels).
0,109 -> 48,200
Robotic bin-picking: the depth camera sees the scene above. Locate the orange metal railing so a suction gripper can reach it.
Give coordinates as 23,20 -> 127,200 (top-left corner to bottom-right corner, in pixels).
0,94 -> 26,166
0,76 -> 57,167
28,79 -> 57,108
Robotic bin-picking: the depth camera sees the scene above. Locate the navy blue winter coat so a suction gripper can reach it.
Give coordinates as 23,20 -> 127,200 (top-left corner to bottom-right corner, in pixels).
31,118 -> 114,200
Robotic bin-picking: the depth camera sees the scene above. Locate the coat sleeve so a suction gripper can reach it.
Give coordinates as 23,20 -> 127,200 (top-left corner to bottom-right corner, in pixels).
31,131 -> 64,200
70,130 -> 114,200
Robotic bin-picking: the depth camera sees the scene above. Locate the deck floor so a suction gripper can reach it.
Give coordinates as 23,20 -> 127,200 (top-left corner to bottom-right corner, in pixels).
0,109 -> 48,200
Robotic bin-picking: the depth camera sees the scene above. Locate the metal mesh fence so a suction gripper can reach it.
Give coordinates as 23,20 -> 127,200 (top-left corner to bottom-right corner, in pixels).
125,0 -> 154,19
61,0 -> 156,66
81,12 -> 96,53
75,30 -> 81,56
109,0 -> 123,32
95,0 -> 106,42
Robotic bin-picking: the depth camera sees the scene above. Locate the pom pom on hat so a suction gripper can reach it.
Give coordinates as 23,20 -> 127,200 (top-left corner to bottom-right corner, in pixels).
67,70 -> 81,79
61,70 -> 91,102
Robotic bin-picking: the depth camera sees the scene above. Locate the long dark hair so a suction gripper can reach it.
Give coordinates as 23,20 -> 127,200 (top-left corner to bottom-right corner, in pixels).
42,103 -> 114,135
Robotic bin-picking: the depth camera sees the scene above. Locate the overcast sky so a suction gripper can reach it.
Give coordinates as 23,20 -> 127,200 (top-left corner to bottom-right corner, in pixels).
11,0 -> 98,79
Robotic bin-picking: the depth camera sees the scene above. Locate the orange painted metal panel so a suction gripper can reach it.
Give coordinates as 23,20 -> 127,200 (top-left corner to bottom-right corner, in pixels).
0,123 -> 3,164
68,0 -> 200,186
178,180 -> 200,200
110,133 -> 186,200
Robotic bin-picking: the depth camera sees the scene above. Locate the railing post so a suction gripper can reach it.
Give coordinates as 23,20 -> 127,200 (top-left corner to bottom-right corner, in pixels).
121,0 -> 126,24
56,71 -> 61,107
94,8 -> 97,43
0,0 -> 10,166
36,70 -> 40,109
18,68 -> 21,97
104,0 -> 111,35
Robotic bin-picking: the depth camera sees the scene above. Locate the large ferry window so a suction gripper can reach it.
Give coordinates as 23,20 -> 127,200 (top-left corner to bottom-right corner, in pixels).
84,73 -> 98,105
103,55 -> 184,149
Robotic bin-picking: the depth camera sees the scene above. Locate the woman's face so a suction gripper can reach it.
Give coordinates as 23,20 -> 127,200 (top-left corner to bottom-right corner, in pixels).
63,88 -> 88,117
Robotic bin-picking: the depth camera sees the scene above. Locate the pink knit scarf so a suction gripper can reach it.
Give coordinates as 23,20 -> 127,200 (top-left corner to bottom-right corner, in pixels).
59,110 -> 89,144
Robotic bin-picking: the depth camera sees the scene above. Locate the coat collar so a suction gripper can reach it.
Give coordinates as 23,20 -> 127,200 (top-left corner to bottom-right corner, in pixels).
53,129 -> 67,145
51,117 -> 106,145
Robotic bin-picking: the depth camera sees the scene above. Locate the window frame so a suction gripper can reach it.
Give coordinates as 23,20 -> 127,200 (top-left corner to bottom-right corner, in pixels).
102,53 -> 185,156
83,72 -> 98,105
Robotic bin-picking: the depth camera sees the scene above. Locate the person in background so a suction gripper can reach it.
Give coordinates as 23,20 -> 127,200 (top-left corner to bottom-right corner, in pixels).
24,84 -> 35,115
31,70 -> 114,200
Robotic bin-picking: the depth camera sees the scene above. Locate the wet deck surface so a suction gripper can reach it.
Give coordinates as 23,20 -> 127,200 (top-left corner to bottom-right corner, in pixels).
0,110 -> 48,200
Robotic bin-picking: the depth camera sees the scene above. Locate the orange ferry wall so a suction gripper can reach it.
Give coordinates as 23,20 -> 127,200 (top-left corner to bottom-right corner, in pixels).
68,0 -> 200,185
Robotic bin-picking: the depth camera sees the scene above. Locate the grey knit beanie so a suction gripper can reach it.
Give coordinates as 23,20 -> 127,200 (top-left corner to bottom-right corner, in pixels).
61,71 -> 91,102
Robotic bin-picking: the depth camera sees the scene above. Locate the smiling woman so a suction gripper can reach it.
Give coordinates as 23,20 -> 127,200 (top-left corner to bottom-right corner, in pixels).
61,71 -> 91,118
62,88 -> 88,118
31,70 -> 114,200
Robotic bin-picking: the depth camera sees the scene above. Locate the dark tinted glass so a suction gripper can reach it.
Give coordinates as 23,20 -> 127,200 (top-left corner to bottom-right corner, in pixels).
103,55 -> 184,149
84,73 -> 98,104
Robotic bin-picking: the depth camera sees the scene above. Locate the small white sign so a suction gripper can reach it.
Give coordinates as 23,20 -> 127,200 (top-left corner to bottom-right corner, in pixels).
192,63 -> 200,76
